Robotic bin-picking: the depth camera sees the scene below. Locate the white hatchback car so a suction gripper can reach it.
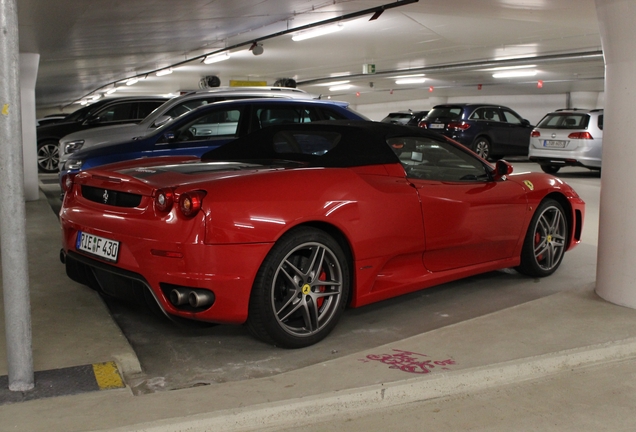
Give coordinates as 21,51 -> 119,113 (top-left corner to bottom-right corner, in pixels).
58,86 -> 317,170
528,108 -> 603,174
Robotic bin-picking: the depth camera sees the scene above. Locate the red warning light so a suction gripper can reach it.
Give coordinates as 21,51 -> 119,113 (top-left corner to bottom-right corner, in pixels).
537,80 -> 544,89
428,86 -> 434,92
478,84 -> 482,90
356,91 -> 361,97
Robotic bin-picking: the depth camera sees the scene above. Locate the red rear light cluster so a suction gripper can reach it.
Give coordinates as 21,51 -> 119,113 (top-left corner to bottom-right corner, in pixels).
61,173 -> 77,193
531,130 -> 541,137
417,121 -> 427,129
154,188 -> 207,218
448,121 -> 470,131
568,132 -> 593,139
154,189 -> 174,212
179,191 -> 206,218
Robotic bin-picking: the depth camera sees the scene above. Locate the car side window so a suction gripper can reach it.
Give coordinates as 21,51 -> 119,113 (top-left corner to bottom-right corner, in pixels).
319,108 -> 347,120
257,106 -> 321,128
175,108 -> 243,141
94,103 -> 135,122
388,136 -> 489,182
502,109 -> 522,125
138,101 -> 164,119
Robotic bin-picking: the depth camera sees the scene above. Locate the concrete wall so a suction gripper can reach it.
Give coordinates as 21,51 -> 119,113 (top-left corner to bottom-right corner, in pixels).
354,92 -> 604,125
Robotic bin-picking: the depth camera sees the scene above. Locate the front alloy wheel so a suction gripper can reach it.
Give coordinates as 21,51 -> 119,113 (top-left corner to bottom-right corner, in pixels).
37,141 -> 60,173
247,227 -> 349,348
516,199 -> 568,277
473,137 -> 491,160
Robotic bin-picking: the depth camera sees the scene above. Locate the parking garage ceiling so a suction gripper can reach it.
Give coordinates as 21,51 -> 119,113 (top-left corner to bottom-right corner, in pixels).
17,0 -> 604,111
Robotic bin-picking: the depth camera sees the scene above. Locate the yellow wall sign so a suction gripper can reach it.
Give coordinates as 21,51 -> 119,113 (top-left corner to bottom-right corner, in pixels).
230,80 -> 268,87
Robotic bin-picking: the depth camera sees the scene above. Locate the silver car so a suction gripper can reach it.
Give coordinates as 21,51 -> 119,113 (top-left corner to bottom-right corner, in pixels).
528,108 -> 603,174
58,86 -> 317,170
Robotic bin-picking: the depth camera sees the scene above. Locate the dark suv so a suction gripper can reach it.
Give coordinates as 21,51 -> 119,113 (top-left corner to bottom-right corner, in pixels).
36,96 -> 168,172
419,103 -> 533,160
381,110 -> 429,126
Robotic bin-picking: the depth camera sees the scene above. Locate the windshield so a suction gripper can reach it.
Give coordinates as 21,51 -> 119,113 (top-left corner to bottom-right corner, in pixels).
537,113 -> 590,129
426,107 -> 463,120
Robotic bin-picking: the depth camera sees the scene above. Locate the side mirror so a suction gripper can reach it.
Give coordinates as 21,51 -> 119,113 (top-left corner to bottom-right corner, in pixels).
158,131 -> 176,144
522,119 -> 531,126
85,115 -> 102,125
492,160 -> 513,180
153,115 -> 172,128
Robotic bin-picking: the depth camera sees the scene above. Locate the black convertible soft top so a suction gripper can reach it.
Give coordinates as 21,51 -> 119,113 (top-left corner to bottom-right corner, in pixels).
201,120 -> 445,168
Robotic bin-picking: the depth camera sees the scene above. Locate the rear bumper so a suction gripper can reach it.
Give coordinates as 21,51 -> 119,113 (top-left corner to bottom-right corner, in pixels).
61,225 -> 273,325
529,155 -> 601,170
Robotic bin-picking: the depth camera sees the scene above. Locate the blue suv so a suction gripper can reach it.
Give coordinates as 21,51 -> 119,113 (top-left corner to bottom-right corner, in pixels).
419,103 -> 533,160
60,98 -> 367,182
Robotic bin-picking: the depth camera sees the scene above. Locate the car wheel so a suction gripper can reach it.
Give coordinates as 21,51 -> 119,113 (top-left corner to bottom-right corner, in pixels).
540,165 -> 561,174
247,227 -> 350,348
516,199 -> 568,277
472,137 -> 491,160
37,140 -> 60,173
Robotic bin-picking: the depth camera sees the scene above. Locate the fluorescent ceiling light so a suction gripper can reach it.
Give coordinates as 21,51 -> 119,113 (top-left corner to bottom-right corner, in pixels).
91,94 -> 101,101
317,80 -> 350,87
204,52 -> 230,64
156,68 -> 173,77
483,64 -> 537,72
329,84 -> 351,91
292,24 -> 344,41
393,74 -> 426,79
126,77 -> 139,86
395,78 -> 427,85
492,70 -> 538,78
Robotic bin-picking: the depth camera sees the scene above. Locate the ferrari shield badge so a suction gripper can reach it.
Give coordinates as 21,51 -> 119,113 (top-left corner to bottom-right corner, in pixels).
523,180 -> 534,191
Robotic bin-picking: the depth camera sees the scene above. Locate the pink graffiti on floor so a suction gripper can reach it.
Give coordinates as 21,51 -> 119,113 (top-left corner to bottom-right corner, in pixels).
359,349 -> 456,374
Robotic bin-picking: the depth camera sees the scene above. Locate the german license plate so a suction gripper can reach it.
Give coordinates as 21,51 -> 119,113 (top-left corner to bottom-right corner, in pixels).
543,140 -> 567,148
76,231 -> 120,262
429,123 -> 444,129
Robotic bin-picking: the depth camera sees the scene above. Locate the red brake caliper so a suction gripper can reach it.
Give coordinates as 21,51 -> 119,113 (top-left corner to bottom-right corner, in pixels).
316,270 -> 327,308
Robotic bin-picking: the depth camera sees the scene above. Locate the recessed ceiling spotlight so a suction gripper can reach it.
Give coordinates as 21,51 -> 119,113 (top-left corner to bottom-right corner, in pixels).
105,87 -> 117,95
126,77 -> 139,86
492,70 -> 538,78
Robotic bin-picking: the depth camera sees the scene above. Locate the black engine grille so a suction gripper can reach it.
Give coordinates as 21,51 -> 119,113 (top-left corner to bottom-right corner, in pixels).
81,185 -> 142,207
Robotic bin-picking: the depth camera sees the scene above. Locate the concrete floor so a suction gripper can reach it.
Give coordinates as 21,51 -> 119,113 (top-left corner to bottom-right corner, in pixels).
3,162 -> 634,431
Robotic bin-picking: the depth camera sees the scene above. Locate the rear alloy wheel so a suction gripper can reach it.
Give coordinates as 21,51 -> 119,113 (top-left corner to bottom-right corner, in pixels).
472,137 -> 491,160
516,199 -> 568,277
540,165 -> 561,174
247,227 -> 349,348
37,140 -> 60,173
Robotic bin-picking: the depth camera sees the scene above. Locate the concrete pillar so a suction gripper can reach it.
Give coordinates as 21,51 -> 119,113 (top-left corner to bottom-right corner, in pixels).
20,53 -> 40,201
569,91 -> 601,110
595,0 -> 636,308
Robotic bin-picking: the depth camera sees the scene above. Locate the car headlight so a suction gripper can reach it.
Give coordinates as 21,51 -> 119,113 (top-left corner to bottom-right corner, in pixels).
64,140 -> 85,154
66,159 -> 83,170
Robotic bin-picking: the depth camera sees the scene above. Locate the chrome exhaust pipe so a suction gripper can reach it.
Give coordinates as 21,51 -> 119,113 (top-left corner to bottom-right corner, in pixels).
188,290 -> 215,308
169,288 -> 190,306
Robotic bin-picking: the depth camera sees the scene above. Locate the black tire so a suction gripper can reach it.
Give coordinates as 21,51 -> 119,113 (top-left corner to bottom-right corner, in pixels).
37,140 -> 60,173
516,199 -> 568,277
540,165 -> 561,174
246,227 -> 350,348
472,137 -> 492,160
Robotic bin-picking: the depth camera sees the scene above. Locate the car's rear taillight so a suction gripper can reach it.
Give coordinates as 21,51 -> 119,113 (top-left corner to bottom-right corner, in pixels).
178,191 -> 207,218
568,132 -> 593,139
448,121 -> 470,131
61,173 -> 77,193
154,189 -> 174,213
417,121 -> 428,129
531,130 -> 541,137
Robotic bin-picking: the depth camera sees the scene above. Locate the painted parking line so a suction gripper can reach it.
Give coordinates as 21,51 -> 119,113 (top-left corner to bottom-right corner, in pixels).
0,361 -> 125,405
